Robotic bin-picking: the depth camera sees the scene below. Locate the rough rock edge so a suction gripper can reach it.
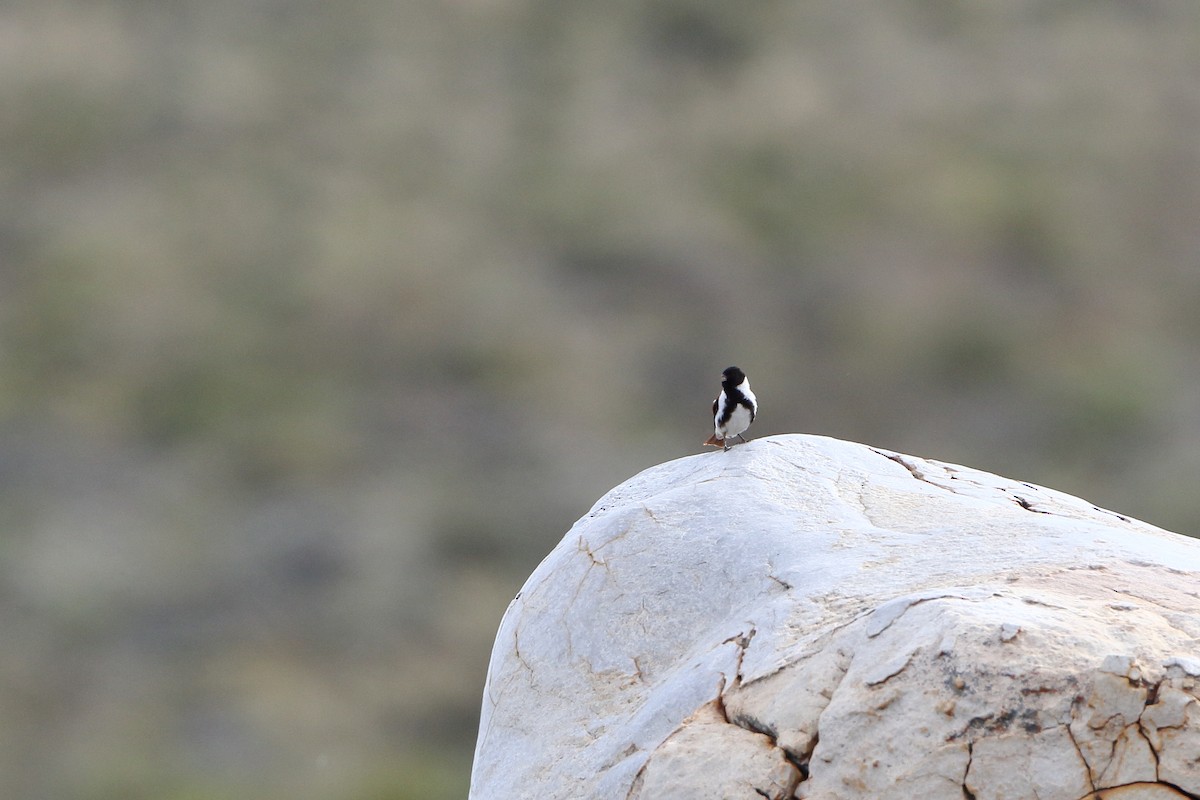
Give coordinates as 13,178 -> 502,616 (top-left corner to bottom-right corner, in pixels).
636,617 -> 1200,799
625,674 -> 803,800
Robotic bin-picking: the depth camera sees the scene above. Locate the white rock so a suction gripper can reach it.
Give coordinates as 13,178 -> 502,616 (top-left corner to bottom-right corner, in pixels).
965,727 -> 1092,800
1141,685 -> 1200,796
627,701 -> 799,800
470,435 -> 1200,799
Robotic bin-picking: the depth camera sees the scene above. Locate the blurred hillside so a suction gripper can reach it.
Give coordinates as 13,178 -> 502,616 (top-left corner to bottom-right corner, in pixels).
2,1 -> 1199,798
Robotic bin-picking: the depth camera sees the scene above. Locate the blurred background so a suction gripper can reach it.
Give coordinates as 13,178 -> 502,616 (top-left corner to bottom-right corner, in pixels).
2,1 -> 1199,798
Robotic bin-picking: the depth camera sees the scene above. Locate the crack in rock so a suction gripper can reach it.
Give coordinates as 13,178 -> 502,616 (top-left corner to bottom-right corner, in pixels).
1137,675 -> 1200,795
629,682 -> 802,800
1085,782 -> 1200,799
962,741 -> 976,800
723,645 -> 852,795
874,449 -> 943,488
576,535 -> 611,572
866,590 -> 990,638
862,647 -> 918,687
512,624 -> 534,680
723,627 -> 758,686
718,697 -> 807,797
720,699 -> 803,767
1013,494 -> 1051,514
1066,721 -> 1100,795
869,447 -> 1139,525
1068,662 -> 1163,791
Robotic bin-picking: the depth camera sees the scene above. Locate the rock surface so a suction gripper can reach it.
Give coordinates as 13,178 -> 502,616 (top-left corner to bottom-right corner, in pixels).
470,435 -> 1200,799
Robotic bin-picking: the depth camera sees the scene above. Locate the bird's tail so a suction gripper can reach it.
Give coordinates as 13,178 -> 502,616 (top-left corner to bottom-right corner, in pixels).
703,434 -> 724,447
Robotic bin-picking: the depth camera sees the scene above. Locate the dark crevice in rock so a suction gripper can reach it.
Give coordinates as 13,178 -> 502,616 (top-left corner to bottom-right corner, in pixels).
1087,782 -> 1200,800
1013,495 -> 1051,514
1139,724 -> 1163,779
1091,504 -> 1131,523
723,627 -> 758,686
625,763 -> 647,800
785,732 -> 815,782
1144,676 -> 1162,707
739,620 -> 858,689
726,709 -> 818,788
718,644 -> 847,795
866,592 -> 979,638
1127,719 -> 1163,757
1164,781 -> 1200,800
720,689 -> 814,794
1135,675 -> 1166,782
949,709 -> 1022,740
713,675 -> 730,722
872,448 -> 1133,525
962,740 -> 976,800
1064,722 -> 1097,794
874,450 -> 937,486
767,572 -> 793,591
725,707 -> 774,741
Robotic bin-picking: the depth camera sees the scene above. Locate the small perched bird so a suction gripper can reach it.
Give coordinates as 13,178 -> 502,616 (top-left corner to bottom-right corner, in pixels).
704,366 -> 757,451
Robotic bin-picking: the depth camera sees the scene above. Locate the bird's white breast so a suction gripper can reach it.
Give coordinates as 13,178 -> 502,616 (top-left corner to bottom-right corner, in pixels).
715,379 -> 756,439
720,404 -> 753,438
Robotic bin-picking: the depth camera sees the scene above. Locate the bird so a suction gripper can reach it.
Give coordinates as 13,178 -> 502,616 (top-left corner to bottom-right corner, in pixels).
704,366 -> 757,451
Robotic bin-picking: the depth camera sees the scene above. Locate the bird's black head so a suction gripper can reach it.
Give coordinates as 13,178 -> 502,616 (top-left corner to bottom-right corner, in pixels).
722,366 -> 746,386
